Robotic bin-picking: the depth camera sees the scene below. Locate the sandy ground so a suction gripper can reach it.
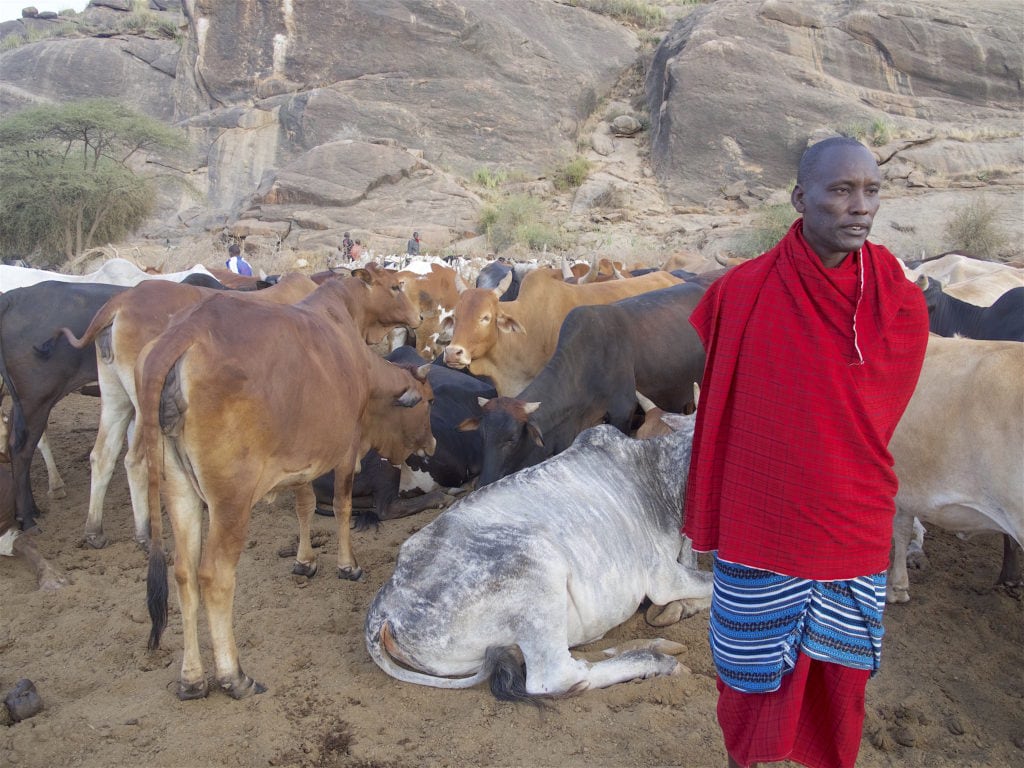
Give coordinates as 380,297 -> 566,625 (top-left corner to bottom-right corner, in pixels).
1,393 -> 1022,768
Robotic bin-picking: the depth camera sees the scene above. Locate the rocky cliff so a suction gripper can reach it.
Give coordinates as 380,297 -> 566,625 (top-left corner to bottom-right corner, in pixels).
0,0 -> 1020,266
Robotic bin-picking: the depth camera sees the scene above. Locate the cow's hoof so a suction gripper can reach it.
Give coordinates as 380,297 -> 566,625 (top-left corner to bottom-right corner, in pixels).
222,675 -> 266,700
48,486 -> 66,500
292,560 -> 318,578
176,679 -> 209,701
886,589 -> 910,604
645,601 -> 683,627
3,679 -> 44,722
84,531 -> 108,549
337,565 -> 364,581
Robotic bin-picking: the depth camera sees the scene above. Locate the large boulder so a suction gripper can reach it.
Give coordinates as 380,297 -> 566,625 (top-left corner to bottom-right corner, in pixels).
646,0 -> 1023,204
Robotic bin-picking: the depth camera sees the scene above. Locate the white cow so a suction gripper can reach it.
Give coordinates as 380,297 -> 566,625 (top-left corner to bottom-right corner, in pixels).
0,259 -> 214,292
887,335 -> 1024,603
365,420 -> 712,701
904,253 -> 1024,305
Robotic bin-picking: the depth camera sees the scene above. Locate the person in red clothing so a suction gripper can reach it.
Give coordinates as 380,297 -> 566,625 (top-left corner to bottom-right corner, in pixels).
683,136 -> 929,768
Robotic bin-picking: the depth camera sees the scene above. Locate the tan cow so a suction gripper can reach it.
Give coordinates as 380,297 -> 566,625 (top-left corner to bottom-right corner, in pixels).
887,335 -> 1023,603
442,268 -> 682,395
395,263 -> 466,359
61,266 -> 413,550
138,278 -> 435,699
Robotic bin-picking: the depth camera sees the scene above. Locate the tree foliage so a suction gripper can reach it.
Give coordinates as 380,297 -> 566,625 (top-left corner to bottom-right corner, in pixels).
0,99 -> 187,264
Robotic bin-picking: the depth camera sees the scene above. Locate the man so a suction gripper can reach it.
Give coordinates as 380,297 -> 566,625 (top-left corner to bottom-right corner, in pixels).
406,231 -> 421,256
683,136 -> 928,768
342,232 -> 354,260
225,243 -> 253,276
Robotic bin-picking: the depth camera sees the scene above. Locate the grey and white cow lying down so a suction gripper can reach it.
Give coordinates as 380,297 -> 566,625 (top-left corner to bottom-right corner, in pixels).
365,420 -> 712,701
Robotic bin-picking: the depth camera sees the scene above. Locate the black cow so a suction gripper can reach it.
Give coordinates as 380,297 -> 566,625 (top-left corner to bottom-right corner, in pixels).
475,260 -> 535,301
919,276 -> 1024,341
313,346 -> 497,525
464,281 -> 707,487
0,281 -> 128,531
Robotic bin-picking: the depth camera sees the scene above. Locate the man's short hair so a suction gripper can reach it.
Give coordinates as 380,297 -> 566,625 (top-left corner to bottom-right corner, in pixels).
797,136 -> 871,187
228,243 -> 241,257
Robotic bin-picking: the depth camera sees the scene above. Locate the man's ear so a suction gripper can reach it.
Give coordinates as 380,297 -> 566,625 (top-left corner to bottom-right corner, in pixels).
791,184 -> 805,213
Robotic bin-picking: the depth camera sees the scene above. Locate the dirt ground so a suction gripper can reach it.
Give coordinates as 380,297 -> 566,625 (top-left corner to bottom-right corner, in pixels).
1,393 -> 1022,768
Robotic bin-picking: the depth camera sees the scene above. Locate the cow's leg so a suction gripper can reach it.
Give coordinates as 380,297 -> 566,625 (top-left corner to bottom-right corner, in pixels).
887,510 -> 915,603
8,402 -> 51,532
998,535 -> 1022,587
201,500 -> 264,699
11,530 -> 66,591
162,456 -> 208,700
36,431 -> 65,499
291,484 -> 318,577
518,617 -> 678,696
123,418 -> 157,549
644,553 -> 714,626
83,383 -> 134,548
333,465 -> 363,581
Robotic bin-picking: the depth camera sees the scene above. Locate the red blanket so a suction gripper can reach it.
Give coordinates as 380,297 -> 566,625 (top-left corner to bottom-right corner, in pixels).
683,221 -> 928,579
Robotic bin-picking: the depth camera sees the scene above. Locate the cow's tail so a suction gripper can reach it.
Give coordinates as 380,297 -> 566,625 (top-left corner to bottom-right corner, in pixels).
364,614 -> 547,706
139,330 -> 194,652
55,290 -> 125,353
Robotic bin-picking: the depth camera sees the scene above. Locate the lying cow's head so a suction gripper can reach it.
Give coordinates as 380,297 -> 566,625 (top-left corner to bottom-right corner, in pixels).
366,363 -> 436,464
442,276 -> 521,369
459,396 -> 544,487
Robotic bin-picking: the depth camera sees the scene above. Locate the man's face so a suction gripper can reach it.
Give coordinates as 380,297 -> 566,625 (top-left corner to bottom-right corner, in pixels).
791,144 -> 882,267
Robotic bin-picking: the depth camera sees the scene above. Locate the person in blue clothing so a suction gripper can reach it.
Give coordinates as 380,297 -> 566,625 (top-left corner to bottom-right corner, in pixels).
225,243 -> 253,276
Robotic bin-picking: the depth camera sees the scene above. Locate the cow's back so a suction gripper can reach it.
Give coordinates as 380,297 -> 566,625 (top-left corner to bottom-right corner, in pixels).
891,335 -> 1023,540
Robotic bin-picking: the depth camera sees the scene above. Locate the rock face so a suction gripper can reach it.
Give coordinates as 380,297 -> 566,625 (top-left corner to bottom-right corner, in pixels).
0,0 -> 1020,262
646,0 -> 1023,204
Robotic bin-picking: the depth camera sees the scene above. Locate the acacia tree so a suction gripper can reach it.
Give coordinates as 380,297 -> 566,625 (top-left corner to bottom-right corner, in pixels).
0,98 -> 187,264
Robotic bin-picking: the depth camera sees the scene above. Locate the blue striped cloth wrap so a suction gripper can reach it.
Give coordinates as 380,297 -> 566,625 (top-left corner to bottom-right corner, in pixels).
710,554 -> 886,694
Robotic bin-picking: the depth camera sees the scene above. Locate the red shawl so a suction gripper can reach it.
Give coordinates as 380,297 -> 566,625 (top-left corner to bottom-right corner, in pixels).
683,221 -> 928,579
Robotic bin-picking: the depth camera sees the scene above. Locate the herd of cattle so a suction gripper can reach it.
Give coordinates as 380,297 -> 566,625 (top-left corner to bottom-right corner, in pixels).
0,249 -> 1021,703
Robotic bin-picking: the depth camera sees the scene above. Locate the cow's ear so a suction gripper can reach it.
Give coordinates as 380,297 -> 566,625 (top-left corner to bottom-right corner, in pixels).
495,313 -> 525,334
526,422 -> 544,447
351,267 -> 372,284
457,417 -> 480,432
522,401 -> 541,415
414,363 -> 432,381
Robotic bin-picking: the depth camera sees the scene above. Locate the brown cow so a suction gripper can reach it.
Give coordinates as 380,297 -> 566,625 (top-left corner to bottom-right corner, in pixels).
61,266 -> 413,549
442,267 -> 682,395
138,278 -> 434,700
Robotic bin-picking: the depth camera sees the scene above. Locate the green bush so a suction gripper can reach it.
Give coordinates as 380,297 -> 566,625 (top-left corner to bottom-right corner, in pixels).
552,155 -> 591,191
943,196 -> 1008,258
472,167 -> 508,190
479,194 -> 563,252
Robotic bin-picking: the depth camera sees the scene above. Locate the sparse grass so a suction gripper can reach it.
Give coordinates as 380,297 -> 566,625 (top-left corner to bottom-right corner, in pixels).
736,202 -> 796,258
943,195 -> 1009,258
568,0 -> 666,29
472,167 -> 508,190
551,155 -> 592,191
479,194 -> 564,252
839,117 -> 893,147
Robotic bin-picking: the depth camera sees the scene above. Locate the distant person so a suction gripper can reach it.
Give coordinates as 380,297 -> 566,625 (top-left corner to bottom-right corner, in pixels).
225,244 -> 253,276
350,239 -> 364,261
406,231 -> 421,256
342,232 -> 354,261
